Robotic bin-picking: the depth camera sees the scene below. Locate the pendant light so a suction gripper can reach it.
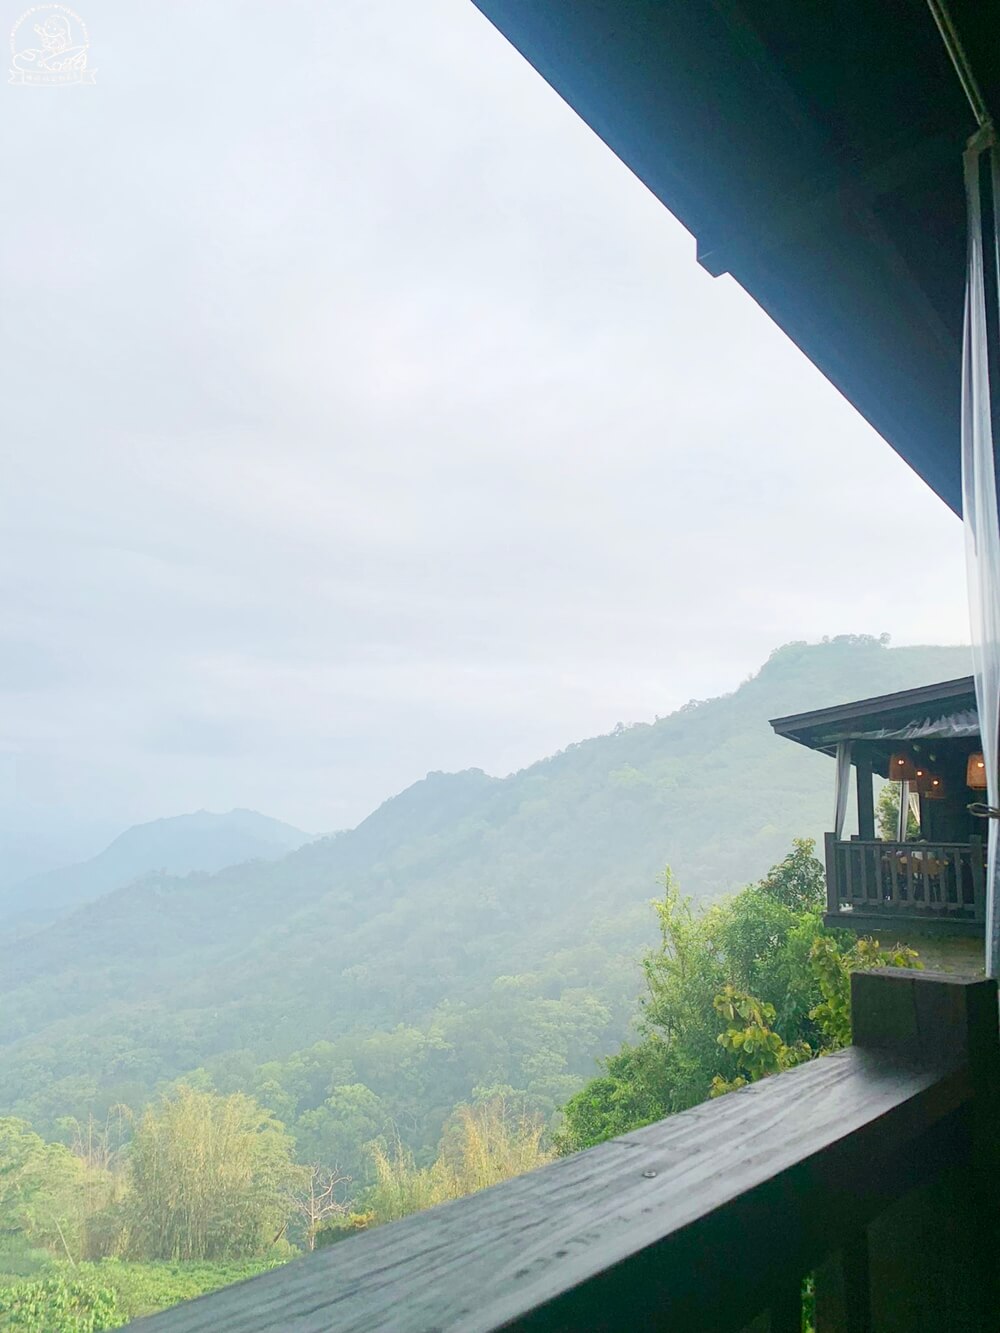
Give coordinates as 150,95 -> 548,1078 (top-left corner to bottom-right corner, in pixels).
967,752 -> 988,789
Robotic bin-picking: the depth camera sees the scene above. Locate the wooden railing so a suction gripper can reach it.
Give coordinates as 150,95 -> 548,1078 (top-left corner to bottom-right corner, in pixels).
824,833 -> 986,924
131,970 -> 1000,1333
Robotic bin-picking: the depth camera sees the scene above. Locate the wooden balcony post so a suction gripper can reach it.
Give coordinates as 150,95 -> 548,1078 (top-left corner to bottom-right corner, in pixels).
815,970 -> 1000,1333
824,831 -> 839,915
815,1236 -> 870,1333
855,755 -> 875,842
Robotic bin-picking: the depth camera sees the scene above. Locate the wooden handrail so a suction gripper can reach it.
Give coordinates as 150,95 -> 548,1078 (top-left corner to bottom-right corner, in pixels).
130,972 -> 1000,1333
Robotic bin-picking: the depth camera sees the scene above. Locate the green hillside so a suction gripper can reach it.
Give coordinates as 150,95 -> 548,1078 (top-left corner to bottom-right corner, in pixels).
0,809 -> 314,934
0,637 -> 971,1164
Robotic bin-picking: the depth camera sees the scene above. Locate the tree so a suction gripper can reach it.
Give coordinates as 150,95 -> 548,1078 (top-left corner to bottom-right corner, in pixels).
287,1164 -> 350,1250
0,1118 -> 92,1262
363,1095 -> 551,1225
876,782 -> 920,841
57,1108 -> 131,1178
752,837 -> 826,911
54,1106 -> 132,1256
122,1085 -> 300,1261
436,1096 -> 550,1195
293,1084 -> 387,1184
557,841 -> 920,1153
362,1136 -> 446,1224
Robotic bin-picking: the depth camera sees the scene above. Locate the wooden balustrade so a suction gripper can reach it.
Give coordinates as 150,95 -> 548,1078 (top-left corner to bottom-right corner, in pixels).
131,970 -> 1000,1333
825,833 -> 986,923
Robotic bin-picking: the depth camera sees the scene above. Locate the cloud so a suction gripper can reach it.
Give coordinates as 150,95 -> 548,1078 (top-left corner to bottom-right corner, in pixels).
0,0 -> 968,832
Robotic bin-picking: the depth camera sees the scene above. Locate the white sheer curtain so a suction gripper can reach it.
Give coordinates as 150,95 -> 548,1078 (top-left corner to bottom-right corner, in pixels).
834,742 -> 852,840
962,127 -> 1000,976
896,780 -> 910,841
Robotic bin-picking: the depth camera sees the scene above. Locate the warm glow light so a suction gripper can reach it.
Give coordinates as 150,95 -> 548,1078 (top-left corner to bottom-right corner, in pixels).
921,772 -> 946,799
967,752 -> 988,789
889,753 -> 918,781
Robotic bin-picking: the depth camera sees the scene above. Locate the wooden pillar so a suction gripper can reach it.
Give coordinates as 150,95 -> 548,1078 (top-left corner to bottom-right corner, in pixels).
849,968 -> 998,1066
814,1237 -> 870,1333
855,753 -> 875,841
824,831 -> 839,915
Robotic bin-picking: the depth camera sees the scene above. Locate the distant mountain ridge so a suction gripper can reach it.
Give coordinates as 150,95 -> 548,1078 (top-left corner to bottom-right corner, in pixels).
0,637 -> 973,1132
0,808 -> 314,934
0,815 -> 123,892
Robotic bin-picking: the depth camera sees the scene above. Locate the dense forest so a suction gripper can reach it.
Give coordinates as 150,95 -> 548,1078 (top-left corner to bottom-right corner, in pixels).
0,637 -> 971,1326
0,838 -> 918,1328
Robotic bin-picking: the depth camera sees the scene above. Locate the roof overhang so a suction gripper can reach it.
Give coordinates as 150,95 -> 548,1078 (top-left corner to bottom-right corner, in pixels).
770,675 -> 978,759
469,0 -> 1000,514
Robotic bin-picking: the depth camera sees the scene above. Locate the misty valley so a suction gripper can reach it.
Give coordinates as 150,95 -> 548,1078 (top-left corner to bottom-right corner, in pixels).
0,636 -> 973,1327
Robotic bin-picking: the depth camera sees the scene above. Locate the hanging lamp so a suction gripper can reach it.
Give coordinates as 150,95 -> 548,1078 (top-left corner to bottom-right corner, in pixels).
967,751 -> 988,788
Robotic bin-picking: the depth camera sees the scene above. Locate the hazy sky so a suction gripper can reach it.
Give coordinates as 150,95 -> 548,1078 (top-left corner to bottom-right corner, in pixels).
1,0 -> 970,837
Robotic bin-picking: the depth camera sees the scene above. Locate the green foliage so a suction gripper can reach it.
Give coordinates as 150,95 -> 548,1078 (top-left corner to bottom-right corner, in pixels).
362,1138 -> 446,1224
293,1084 -> 388,1184
0,1276 -> 123,1332
558,841 -> 922,1152
550,1037 -> 676,1152
709,986 -> 811,1097
121,1086 -> 301,1262
78,1258 -> 284,1320
809,936 -> 921,1048
876,782 -> 920,841
0,1118 -> 97,1261
0,1260 -> 285,1328
362,1095 -> 551,1225
753,838 -> 827,912
0,1094 -> 295,1320
314,1212 -> 375,1248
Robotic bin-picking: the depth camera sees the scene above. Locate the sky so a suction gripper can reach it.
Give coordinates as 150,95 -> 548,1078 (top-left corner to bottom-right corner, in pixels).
0,0 -> 971,842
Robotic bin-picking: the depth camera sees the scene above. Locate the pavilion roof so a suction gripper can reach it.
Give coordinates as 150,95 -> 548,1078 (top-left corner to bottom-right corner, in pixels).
770,676 -> 978,757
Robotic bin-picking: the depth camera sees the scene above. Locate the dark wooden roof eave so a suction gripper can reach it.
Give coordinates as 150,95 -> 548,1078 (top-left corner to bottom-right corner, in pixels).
468,0 -> 1000,515
769,675 -> 977,755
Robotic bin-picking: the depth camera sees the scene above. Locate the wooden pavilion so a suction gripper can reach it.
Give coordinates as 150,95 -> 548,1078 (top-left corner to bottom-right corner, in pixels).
772,677 -> 987,946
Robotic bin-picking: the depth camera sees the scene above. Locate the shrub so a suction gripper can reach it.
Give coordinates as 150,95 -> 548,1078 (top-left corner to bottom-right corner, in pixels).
0,1275 -> 124,1332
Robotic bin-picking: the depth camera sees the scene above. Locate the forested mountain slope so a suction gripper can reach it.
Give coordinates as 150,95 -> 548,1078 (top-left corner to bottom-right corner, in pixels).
0,638 -> 971,1142
0,808 -> 314,934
